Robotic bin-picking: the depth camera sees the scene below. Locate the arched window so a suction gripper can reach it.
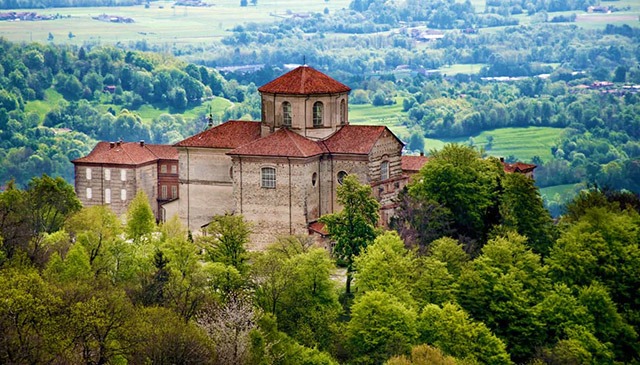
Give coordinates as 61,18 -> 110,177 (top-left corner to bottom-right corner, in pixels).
340,99 -> 346,125
380,161 -> 389,180
313,101 -> 323,127
337,171 -> 348,185
261,167 -> 276,189
282,101 -> 292,127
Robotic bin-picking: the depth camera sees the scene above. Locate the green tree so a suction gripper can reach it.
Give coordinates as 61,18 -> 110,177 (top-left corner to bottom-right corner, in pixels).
457,232 -> 549,362
386,344 -> 461,365
68,287 -> 140,365
346,290 -> 418,364
390,188 -> 454,251
65,205 -> 122,270
408,144 -> 503,249
199,213 -> 251,274
27,174 -> 81,235
0,267 -> 66,364
252,238 -> 340,350
319,175 -> 380,294
407,131 -> 425,153
354,230 -> 416,306
125,190 -> 156,244
418,302 -> 512,364
133,307 -> 215,364
499,172 -> 556,256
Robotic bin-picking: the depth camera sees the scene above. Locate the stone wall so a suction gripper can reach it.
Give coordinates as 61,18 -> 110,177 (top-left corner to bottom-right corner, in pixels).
232,156 -> 322,250
74,163 -> 156,219
177,147 -> 235,232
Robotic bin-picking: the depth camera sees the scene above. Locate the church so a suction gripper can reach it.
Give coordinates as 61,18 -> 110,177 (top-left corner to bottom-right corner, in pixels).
162,65 -> 411,248
73,65 -> 534,249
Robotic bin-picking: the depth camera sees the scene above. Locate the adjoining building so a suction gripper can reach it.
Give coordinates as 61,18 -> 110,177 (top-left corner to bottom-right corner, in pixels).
72,140 -> 178,221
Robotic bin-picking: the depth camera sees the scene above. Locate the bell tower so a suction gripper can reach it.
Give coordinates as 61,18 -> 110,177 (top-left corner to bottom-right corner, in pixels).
258,66 -> 351,140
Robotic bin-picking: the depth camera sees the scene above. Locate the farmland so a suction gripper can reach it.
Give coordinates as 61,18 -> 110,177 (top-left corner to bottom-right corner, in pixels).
0,0 -> 351,46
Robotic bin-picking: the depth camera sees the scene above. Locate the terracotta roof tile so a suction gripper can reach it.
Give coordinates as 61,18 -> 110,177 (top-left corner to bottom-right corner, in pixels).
173,120 -> 261,149
147,144 -> 179,160
258,66 -> 351,95
503,161 -> 537,173
73,141 -> 177,166
308,221 -> 328,236
227,128 -> 324,158
322,125 -> 393,154
402,155 -> 430,173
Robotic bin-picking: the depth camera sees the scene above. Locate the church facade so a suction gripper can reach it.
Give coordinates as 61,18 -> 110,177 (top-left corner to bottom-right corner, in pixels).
163,66 -> 407,249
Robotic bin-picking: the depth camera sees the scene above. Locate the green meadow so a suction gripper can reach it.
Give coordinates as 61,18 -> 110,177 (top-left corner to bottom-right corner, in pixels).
348,99 -> 409,138
350,100 -> 561,162
539,183 -> 581,200
0,0 -> 351,45
426,126 -> 560,162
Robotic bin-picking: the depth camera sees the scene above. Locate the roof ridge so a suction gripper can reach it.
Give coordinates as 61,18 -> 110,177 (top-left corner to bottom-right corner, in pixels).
121,142 -> 135,164
285,128 -> 308,155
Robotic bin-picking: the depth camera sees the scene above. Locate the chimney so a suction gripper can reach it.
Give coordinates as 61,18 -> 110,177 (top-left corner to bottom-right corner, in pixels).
139,140 -> 145,147
420,151 -> 424,156
500,157 -> 505,162
110,142 -> 115,148
116,140 -> 121,147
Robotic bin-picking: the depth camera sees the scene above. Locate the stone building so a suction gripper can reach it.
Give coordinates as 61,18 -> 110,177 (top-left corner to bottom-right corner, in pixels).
72,140 -> 178,220
73,65 -> 536,249
163,66 -> 408,249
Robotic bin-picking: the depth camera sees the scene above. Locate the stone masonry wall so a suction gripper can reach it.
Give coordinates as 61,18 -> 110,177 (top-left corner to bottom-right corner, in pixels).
232,156 -> 321,250
177,147 -> 234,232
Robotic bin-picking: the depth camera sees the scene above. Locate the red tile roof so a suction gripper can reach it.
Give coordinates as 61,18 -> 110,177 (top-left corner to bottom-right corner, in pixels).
402,155 -> 430,173
322,125 -> 399,154
308,221 -> 328,236
173,120 -> 262,149
227,128 -> 325,158
503,161 -> 537,173
258,66 -> 351,95
73,141 -> 177,165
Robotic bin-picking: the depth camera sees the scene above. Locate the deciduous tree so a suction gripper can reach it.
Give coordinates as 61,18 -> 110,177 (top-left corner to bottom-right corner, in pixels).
319,175 -> 380,294
346,290 -> 418,364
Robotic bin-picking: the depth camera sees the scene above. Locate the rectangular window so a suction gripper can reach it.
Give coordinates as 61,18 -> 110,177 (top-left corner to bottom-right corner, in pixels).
120,169 -> 126,181
105,188 -> 111,204
162,185 -> 168,199
121,189 -> 127,201
261,167 -> 276,189
172,185 -> 178,199
86,188 -> 92,199
86,168 -> 92,180
171,165 -> 177,174
104,168 -> 111,181
161,164 -> 167,174
380,161 -> 389,180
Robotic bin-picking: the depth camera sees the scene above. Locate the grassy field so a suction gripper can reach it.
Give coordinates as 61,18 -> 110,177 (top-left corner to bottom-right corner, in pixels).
439,63 -> 486,76
425,126 -> 562,162
349,98 -> 410,139
350,99 -> 562,162
24,88 -> 66,120
0,0 -> 351,46
539,183 -> 581,200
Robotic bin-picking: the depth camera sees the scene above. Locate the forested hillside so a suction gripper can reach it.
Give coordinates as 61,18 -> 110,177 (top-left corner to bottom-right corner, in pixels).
1,151 -> 639,364
0,39 -> 258,187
